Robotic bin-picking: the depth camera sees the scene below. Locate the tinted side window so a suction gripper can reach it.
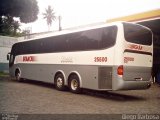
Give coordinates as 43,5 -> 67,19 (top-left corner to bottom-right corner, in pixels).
67,26 -> 117,51
100,26 -> 117,49
123,23 -> 152,45
11,25 -> 117,56
68,32 -> 86,51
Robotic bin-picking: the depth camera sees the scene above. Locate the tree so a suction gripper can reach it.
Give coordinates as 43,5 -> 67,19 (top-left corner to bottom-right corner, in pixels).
43,6 -> 56,31
0,0 -> 39,23
0,0 -> 39,36
0,16 -> 14,35
12,21 -> 21,35
0,16 -> 20,36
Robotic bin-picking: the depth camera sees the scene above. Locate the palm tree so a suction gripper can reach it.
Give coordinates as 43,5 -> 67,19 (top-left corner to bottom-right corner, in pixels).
43,5 -> 56,31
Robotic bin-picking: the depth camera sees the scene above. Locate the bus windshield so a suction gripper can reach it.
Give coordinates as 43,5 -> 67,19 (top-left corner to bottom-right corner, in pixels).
123,23 -> 152,45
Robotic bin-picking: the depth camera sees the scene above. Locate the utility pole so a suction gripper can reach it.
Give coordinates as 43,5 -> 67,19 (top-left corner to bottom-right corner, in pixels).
58,16 -> 62,31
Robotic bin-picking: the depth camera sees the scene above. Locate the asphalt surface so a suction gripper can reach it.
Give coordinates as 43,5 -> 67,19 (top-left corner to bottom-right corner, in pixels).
0,76 -> 160,115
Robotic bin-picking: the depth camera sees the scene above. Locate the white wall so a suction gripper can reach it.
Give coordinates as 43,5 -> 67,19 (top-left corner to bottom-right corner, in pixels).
0,47 -> 11,63
0,36 -> 24,72
0,36 -> 19,62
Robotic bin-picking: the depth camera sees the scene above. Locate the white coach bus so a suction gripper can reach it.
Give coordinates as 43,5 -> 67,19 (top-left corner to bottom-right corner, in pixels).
7,22 -> 153,93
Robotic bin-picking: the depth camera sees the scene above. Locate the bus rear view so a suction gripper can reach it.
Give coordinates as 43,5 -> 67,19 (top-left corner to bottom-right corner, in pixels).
113,23 -> 153,90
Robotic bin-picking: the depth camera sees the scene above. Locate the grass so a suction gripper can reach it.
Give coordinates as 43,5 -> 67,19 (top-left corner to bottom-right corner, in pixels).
0,72 -> 9,77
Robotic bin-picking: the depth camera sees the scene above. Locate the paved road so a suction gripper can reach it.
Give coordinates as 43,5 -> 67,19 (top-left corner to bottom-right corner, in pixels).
0,76 -> 160,115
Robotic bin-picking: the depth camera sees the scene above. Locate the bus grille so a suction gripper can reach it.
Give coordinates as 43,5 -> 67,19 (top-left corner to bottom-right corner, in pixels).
98,67 -> 112,89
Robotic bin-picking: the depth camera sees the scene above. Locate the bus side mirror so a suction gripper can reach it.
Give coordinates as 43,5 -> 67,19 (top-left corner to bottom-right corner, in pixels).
7,53 -> 10,61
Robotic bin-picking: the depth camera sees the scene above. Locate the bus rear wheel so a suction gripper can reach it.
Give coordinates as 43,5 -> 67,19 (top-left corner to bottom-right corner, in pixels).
69,74 -> 81,94
54,73 -> 65,91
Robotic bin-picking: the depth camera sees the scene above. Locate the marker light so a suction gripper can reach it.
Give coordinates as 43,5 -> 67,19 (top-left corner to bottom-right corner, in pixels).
117,65 -> 123,75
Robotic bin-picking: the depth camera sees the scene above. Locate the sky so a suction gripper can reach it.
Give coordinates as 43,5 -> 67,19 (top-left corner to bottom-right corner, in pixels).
21,0 -> 160,33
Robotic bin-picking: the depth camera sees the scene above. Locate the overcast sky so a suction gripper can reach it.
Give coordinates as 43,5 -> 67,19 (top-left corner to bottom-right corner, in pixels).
21,0 -> 160,33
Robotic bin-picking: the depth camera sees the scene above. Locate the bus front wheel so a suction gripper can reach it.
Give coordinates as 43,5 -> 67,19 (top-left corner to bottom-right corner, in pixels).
54,73 -> 66,91
15,69 -> 22,82
68,74 -> 81,94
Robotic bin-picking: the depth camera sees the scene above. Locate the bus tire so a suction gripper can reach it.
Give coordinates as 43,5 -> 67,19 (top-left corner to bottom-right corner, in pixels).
68,74 -> 82,94
54,73 -> 66,91
15,69 -> 22,82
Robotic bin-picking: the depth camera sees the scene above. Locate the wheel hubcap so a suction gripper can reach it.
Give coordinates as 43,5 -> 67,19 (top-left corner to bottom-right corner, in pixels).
57,77 -> 63,88
71,79 -> 78,90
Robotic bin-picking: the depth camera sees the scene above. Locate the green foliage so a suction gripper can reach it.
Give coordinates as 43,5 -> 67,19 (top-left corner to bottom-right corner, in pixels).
0,0 -> 39,37
0,16 -> 21,37
43,6 -> 56,31
0,71 -> 9,77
